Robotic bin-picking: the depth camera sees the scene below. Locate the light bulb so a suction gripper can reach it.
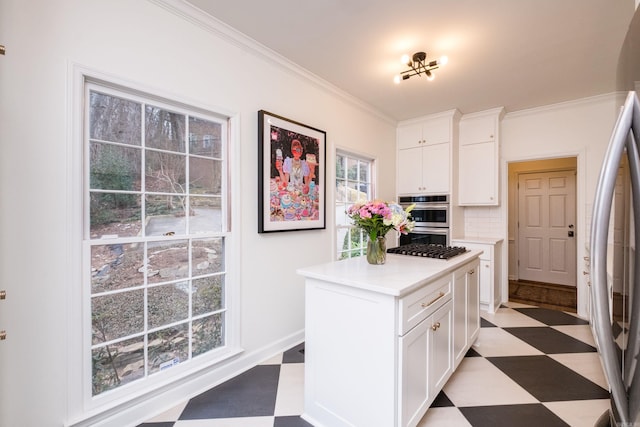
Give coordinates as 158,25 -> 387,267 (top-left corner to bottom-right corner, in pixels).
439,55 -> 449,66
393,75 -> 401,84
400,54 -> 410,65
426,70 -> 434,81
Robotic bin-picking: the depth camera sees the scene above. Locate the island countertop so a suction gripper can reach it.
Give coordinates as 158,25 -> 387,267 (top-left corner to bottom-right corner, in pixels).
297,249 -> 482,297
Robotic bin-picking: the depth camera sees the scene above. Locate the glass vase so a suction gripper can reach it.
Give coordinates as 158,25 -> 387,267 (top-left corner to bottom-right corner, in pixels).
366,236 -> 387,265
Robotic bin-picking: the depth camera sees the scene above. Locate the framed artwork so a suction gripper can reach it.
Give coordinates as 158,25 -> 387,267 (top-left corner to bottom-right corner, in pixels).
258,110 -> 326,233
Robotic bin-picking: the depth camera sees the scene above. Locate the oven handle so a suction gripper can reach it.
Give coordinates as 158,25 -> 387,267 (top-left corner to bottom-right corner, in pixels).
401,203 -> 450,210
410,227 -> 449,235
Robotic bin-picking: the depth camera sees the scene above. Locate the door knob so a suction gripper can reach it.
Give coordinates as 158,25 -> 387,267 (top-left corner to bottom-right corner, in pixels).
568,224 -> 574,228
568,231 -> 574,237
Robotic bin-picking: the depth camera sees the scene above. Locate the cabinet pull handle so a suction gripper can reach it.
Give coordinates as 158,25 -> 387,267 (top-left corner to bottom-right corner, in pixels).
421,292 -> 445,308
431,322 -> 441,331
0,330 -> 6,340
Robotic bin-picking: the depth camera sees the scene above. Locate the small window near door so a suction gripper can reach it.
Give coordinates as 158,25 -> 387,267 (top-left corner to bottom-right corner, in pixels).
335,150 -> 373,259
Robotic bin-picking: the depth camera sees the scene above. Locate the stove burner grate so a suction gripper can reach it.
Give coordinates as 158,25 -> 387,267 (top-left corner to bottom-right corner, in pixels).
386,243 -> 467,259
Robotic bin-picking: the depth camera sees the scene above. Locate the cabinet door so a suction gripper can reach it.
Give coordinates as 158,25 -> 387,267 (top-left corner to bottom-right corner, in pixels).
467,265 -> 480,343
453,268 -> 467,367
422,116 -> 450,146
423,142 -> 450,194
429,301 -> 453,396
460,115 -> 496,146
398,147 -> 424,194
398,123 -> 424,150
458,141 -> 497,205
399,318 -> 430,427
479,259 -> 491,307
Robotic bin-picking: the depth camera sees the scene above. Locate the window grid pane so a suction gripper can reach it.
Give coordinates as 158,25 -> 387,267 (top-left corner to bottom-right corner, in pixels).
86,86 -> 228,396
336,151 -> 373,260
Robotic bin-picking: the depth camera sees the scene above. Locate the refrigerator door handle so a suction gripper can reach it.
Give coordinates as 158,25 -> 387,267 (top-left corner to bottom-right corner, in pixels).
591,91 -> 640,426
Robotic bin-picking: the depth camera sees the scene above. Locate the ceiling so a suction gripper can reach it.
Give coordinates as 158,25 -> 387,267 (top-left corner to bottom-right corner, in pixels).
186,0 -> 636,121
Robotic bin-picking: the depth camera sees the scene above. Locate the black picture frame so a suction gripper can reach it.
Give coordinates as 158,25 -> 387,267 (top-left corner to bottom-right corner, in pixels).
258,110 -> 326,233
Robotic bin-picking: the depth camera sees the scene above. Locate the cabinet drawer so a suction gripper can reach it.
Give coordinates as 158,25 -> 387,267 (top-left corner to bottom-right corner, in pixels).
399,275 -> 451,336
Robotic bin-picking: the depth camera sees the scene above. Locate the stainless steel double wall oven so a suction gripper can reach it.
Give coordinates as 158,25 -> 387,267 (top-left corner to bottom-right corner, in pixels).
398,195 -> 450,246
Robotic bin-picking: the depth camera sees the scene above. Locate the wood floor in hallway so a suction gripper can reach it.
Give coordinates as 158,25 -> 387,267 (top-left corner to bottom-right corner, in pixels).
509,279 -> 577,313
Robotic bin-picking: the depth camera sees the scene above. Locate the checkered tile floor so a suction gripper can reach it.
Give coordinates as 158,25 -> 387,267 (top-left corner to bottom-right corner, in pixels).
139,303 -> 611,427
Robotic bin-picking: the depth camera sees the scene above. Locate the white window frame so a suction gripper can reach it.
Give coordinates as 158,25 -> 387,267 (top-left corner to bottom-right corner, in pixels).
67,68 -> 242,422
335,149 -> 375,260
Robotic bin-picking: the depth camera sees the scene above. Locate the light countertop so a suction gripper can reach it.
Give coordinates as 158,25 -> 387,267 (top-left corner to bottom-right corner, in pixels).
297,250 -> 482,297
452,236 -> 504,245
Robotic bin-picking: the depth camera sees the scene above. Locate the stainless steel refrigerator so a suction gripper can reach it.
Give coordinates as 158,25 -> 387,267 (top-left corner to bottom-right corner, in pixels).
591,91 -> 640,426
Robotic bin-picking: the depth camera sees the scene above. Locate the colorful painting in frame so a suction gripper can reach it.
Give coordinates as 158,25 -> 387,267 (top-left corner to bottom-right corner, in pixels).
258,110 -> 326,233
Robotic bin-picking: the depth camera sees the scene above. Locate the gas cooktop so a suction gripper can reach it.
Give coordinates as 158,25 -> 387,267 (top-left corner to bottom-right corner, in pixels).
386,243 -> 467,260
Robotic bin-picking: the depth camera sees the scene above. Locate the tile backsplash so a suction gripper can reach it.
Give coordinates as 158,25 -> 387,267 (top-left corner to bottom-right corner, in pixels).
463,206 -> 504,238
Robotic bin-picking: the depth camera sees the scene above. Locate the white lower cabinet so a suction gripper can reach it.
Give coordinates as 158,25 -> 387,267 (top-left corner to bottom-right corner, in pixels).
399,300 -> 453,427
453,260 -> 480,367
452,238 -> 503,313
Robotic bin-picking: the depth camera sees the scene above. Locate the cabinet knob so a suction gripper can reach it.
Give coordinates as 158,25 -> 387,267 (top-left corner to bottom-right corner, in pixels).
469,269 -> 475,275
431,322 -> 441,331
0,290 -> 5,300
0,331 -> 5,341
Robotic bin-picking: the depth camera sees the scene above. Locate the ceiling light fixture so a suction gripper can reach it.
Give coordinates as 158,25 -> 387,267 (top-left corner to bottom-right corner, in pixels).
393,52 -> 448,84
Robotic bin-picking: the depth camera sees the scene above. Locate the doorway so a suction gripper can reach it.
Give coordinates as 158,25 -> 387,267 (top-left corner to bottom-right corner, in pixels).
508,158 -> 578,312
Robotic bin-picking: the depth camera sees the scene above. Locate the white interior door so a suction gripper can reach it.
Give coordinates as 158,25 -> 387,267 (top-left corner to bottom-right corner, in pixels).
518,170 -> 577,286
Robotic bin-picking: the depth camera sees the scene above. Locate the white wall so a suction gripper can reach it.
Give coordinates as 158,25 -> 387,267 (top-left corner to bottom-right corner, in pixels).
0,1 -> 397,426
459,95 -> 622,318
499,93 -> 624,316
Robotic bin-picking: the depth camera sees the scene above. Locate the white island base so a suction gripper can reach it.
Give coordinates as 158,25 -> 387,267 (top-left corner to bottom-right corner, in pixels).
297,250 -> 481,427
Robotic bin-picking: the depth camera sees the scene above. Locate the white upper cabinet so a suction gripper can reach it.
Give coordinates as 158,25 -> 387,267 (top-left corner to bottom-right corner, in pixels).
397,110 -> 460,195
397,115 -> 451,149
458,107 -> 505,205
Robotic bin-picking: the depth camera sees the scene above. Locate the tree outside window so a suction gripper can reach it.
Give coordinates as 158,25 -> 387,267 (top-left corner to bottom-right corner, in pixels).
86,86 -> 228,396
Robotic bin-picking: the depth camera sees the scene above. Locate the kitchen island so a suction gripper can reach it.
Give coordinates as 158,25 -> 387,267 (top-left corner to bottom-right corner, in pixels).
297,250 -> 482,427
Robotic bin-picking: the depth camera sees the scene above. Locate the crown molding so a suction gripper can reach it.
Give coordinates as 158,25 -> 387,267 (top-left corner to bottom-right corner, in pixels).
147,0 -> 396,125
504,92 -> 621,119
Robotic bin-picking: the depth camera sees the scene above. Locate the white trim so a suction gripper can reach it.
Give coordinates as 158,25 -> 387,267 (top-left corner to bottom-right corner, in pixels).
396,108 -> 461,127
505,92 -> 622,118
500,149 -> 588,318
333,145 -> 378,260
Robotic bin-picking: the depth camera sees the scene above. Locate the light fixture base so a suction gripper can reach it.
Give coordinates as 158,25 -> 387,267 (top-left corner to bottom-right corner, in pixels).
412,52 -> 426,63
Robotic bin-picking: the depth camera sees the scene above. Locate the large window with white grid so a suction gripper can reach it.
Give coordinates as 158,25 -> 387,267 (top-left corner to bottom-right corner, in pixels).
85,82 -> 230,396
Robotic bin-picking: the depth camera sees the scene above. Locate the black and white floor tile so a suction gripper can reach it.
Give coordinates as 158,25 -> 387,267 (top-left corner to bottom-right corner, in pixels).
139,303 -> 610,427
